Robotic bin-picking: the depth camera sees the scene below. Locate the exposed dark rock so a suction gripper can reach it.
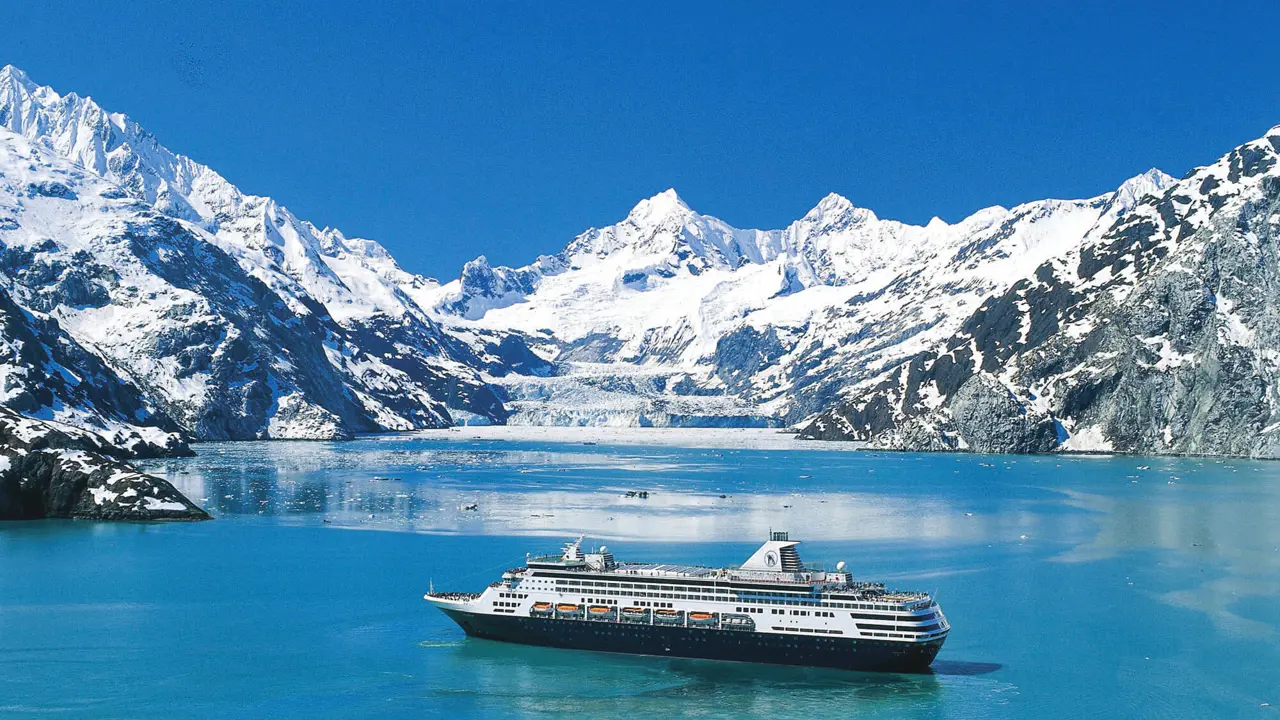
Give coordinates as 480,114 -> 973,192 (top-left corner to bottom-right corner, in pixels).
0,407 -> 208,521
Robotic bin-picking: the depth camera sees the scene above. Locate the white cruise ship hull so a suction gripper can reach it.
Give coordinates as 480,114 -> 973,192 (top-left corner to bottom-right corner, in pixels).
439,606 -> 946,673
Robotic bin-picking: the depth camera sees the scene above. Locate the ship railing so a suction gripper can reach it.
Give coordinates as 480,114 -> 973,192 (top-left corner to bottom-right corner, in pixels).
428,591 -> 482,601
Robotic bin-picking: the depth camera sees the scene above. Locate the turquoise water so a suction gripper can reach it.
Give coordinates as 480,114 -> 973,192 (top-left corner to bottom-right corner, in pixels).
2,433 -> 1278,718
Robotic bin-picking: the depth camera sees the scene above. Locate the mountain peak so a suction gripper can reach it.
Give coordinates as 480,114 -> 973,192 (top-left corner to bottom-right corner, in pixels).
1,64 -> 29,81
0,64 -> 36,93
804,192 -> 876,225
1109,168 -> 1174,212
627,188 -> 692,225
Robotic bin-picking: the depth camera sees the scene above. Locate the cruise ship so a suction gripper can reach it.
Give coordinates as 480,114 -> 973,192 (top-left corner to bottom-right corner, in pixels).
424,533 -> 949,672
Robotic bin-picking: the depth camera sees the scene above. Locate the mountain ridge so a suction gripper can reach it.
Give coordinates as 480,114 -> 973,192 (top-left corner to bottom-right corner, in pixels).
9,63 -> 1279,458
427,162 -> 1176,428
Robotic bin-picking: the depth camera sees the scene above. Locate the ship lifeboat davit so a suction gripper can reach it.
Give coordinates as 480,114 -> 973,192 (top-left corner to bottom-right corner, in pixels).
654,608 -> 683,624
621,607 -> 649,623
531,602 -> 553,615
688,611 -> 716,624
555,603 -> 581,615
588,605 -> 613,615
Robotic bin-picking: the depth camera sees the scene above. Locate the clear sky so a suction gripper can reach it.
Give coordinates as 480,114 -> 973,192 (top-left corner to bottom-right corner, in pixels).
3,1 -> 1278,279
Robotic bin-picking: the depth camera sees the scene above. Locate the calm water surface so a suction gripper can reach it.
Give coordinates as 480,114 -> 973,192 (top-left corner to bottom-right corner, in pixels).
2,431 -> 1278,718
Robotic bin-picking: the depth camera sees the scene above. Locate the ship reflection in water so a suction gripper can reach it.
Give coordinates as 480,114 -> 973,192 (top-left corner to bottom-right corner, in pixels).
424,636 -> 981,715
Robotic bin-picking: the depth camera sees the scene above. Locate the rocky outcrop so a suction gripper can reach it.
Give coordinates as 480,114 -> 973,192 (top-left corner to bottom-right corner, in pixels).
0,407 -> 208,520
803,126 -> 1280,458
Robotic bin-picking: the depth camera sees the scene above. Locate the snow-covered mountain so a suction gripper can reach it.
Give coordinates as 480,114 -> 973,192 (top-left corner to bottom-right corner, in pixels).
0,65 -> 531,443
801,125 -> 1280,458
8,62 -> 1277,457
429,172 -> 1173,427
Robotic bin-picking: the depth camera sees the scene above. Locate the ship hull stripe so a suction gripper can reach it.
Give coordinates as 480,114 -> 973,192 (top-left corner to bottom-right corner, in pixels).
441,609 -> 945,673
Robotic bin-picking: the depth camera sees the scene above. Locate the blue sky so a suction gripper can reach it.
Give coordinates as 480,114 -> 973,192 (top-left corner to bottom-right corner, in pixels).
3,1 -> 1278,279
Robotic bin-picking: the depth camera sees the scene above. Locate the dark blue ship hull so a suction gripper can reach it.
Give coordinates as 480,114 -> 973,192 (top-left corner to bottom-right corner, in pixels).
441,609 -> 945,673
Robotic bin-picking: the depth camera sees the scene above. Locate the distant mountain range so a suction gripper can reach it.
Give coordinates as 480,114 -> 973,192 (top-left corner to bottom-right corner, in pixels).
2,64 -> 1279,457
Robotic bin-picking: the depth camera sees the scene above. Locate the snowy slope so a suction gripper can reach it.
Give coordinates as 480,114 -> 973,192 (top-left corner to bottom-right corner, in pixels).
0,65 -> 522,437
0,121 -> 509,440
430,174 -> 1172,426
802,125 -> 1280,458
0,65 -> 422,322
0,279 -> 187,457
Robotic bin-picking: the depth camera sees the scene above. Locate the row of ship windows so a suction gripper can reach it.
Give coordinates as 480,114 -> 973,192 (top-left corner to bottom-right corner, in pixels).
529,620 -> 931,650
498,592 -> 527,599
559,586 -> 872,608
543,623 -> 869,649
856,623 -> 942,634
545,580 -> 918,612
849,612 -> 937,623
493,601 -> 521,608
738,608 -> 839,618
772,626 -> 845,635
555,580 -> 732,594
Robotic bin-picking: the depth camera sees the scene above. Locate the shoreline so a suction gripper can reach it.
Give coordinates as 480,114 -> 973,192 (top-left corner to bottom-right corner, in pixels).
406,425 -> 871,451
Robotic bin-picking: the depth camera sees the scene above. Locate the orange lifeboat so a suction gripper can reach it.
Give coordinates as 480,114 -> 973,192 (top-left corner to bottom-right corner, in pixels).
556,603 -> 580,613
532,602 -> 553,614
588,605 -> 612,615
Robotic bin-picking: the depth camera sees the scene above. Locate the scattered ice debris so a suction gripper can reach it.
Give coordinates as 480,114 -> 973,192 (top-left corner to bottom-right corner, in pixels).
459,503 -> 479,511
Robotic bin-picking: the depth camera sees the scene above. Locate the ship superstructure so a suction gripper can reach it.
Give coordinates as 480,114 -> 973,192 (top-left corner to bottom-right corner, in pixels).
425,533 -> 949,672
